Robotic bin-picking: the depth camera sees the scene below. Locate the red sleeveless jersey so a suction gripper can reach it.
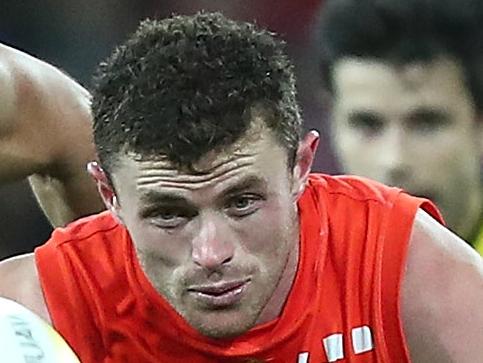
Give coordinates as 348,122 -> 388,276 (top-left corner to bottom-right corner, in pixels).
35,174 -> 442,362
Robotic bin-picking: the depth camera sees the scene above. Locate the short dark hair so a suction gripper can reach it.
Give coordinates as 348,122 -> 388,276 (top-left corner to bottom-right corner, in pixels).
317,0 -> 483,115
91,12 -> 301,173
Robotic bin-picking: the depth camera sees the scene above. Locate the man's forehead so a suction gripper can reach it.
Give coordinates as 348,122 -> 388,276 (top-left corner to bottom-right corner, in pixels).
333,57 -> 473,115
334,57 -> 466,91
120,125 -> 284,175
107,123 -> 295,208
109,132 -> 288,198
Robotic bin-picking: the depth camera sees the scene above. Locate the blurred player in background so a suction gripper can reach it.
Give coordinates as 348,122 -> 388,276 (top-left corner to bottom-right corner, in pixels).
316,0 -> 483,252
0,12 -> 482,362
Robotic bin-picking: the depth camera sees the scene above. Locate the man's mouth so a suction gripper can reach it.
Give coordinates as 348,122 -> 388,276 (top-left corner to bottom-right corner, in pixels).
188,279 -> 251,308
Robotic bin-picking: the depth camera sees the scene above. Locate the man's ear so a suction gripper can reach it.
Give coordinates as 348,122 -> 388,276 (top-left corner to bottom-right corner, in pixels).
291,130 -> 320,200
87,161 -> 120,216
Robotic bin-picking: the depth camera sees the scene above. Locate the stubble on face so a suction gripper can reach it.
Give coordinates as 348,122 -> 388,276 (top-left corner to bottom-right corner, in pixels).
117,126 -> 301,339
134,196 -> 300,338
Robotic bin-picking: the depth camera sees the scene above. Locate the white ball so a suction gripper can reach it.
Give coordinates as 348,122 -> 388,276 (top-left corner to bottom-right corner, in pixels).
0,296 -> 80,362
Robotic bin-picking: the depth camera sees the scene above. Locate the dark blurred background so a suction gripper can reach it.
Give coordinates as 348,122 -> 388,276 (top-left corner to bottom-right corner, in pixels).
0,0 -> 338,259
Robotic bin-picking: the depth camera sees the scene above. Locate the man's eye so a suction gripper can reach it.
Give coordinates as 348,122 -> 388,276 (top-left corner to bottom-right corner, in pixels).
158,211 -> 177,220
151,210 -> 188,229
411,119 -> 439,133
407,113 -> 451,134
347,112 -> 385,136
226,195 -> 261,217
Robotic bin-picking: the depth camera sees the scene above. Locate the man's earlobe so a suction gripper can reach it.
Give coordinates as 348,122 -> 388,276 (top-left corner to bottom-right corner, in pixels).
87,161 -> 118,213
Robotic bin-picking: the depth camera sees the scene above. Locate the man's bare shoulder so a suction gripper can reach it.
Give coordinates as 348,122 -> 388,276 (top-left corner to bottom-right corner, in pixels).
402,209 -> 483,362
0,253 -> 50,323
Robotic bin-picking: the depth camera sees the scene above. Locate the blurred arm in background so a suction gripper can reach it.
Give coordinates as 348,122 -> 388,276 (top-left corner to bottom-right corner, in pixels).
0,43 -> 104,226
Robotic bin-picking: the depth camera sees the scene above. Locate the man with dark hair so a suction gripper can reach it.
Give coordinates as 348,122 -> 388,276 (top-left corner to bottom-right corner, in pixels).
317,0 -> 483,252
0,12 -> 482,362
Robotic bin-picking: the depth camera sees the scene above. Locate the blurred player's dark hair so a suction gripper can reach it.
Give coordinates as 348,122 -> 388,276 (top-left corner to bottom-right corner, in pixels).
317,0 -> 483,116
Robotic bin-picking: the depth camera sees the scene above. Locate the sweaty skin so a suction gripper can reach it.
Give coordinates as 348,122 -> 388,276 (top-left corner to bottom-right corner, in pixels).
99,127 -> 309,338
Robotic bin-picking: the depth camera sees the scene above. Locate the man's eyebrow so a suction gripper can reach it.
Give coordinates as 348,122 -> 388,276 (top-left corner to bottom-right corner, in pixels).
348,109 -> 385,122
138,175 -> 266,206
406,107 -> 451,123
139,190 -> 189,206
221,175 -> 267,197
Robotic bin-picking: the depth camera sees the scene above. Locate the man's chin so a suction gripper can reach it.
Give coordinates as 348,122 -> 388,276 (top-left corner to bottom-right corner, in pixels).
186,309 -> 258,339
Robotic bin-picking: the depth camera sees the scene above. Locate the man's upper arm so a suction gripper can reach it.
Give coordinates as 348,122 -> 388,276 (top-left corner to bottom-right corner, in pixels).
0,43 -> 60,182
0,43 -> 104,225
0,253 -> 50,324
0,57 -> 16,137
402,209 -> 483,362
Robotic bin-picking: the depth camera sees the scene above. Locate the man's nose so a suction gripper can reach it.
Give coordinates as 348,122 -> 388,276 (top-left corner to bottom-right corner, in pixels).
191,214 -> 234,271
379,126 -> 411,184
